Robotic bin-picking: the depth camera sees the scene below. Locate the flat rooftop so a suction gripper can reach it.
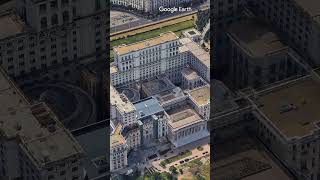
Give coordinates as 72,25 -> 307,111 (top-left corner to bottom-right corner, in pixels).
141,77 -> 175,97
114,32 -> 178,55
0,68 -> 84,167
184,28 -> 201,36
254,76 -> 320,138
110,124 -> 125,148
134,97 -> 164,119
228,20 -> 288,57
110,85 -> 135,114
167,104 -> 204,130
179,38 -> 210,67
181,68 -> 200,80
189,86 -> 210,106
0,13 -> 25,40
24,128 -> 84,166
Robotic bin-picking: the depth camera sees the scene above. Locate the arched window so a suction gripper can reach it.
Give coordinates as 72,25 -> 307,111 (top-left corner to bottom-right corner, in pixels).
51,14 -> 58,25
40,17 -> 47,29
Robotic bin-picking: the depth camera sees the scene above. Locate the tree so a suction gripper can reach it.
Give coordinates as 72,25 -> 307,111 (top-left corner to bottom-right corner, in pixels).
169,166 -> 178,174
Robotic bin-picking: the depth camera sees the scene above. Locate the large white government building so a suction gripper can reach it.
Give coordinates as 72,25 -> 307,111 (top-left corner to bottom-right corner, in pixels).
110,30 -> 210,172
111,32 -> 210,86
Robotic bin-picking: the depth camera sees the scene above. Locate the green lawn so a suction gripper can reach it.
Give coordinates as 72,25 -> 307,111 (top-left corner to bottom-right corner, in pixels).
160,150 -> 192,167
109,20 -> 195,61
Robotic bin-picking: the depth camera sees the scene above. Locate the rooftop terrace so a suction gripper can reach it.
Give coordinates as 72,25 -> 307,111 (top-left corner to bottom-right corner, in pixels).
0,68 -> 84,168
181,68 -> 200,81
189,86 -> 210,106
167,104 -> 204,130
110,124 -> 125,148
110,85 -> 135,114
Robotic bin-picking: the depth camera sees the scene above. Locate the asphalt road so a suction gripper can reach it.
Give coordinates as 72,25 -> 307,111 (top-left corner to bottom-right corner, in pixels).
111,0 -> 209,33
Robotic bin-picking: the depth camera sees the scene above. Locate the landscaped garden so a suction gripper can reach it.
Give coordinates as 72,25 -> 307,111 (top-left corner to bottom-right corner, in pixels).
177,155 -> 210,180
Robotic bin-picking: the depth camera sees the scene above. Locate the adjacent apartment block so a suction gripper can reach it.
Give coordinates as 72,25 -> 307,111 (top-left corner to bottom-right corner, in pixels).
249,0 -> 320,66
226,19 -> 307,89
248,74 -> 320,180
0,0 -> 107,87
0,68 -> 85,180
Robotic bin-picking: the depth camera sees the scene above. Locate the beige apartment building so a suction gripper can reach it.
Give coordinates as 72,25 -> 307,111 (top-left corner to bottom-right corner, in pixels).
249,0 -> 320,66
248,74 -> 320,180
0,68 -> 85,180
0,0 -> 107,87
110,123 -> 128,172
226,19 -> 307,89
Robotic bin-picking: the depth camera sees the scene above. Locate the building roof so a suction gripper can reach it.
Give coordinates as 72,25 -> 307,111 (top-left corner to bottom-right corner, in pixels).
0,13 -> 25,40
110,85 -> 135,114
167,104 -> 204,130
113,32 -> 178,55
134,97 -> 164,119
23,126 -> 83,167
253,76 -> 320,138
154,87 -> 185,105
0,68 -> 84,168
180,38 -> 210,67
228,20 -> 288,57
110,124 -> 125,148
189,86 -> 210,106
181,68 -> 200,81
